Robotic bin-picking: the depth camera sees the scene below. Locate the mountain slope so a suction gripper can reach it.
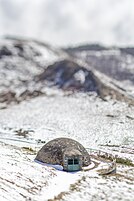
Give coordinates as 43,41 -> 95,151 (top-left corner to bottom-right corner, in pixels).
65,44 -> 134,97
0,38 -> 134,109
0,38 -> 66,107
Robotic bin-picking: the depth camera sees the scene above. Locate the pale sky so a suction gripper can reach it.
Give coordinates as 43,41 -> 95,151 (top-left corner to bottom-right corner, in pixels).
0,0 -> 134,46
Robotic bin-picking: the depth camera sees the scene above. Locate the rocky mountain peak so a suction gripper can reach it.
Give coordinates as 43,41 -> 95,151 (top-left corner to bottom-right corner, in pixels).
38,59 -> 100,93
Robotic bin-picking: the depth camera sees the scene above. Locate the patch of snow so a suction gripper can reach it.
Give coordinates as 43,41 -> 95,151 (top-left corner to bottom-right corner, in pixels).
35,160 -> 64,171
74,70 -> 86,84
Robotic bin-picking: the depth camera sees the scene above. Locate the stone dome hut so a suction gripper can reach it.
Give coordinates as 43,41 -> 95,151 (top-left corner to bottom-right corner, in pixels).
35,137 -> 91,172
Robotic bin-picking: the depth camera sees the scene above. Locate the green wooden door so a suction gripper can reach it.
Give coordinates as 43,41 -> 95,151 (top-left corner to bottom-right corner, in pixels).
67,159 -> 80,171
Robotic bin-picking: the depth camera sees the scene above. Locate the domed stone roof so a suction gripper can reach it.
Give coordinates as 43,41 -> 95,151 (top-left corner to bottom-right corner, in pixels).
35,137 -> 90,167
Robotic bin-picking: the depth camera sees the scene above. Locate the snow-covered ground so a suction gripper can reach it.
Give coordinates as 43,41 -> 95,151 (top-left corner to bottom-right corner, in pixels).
0,93 -> 134,148
0,92 -> 134,200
